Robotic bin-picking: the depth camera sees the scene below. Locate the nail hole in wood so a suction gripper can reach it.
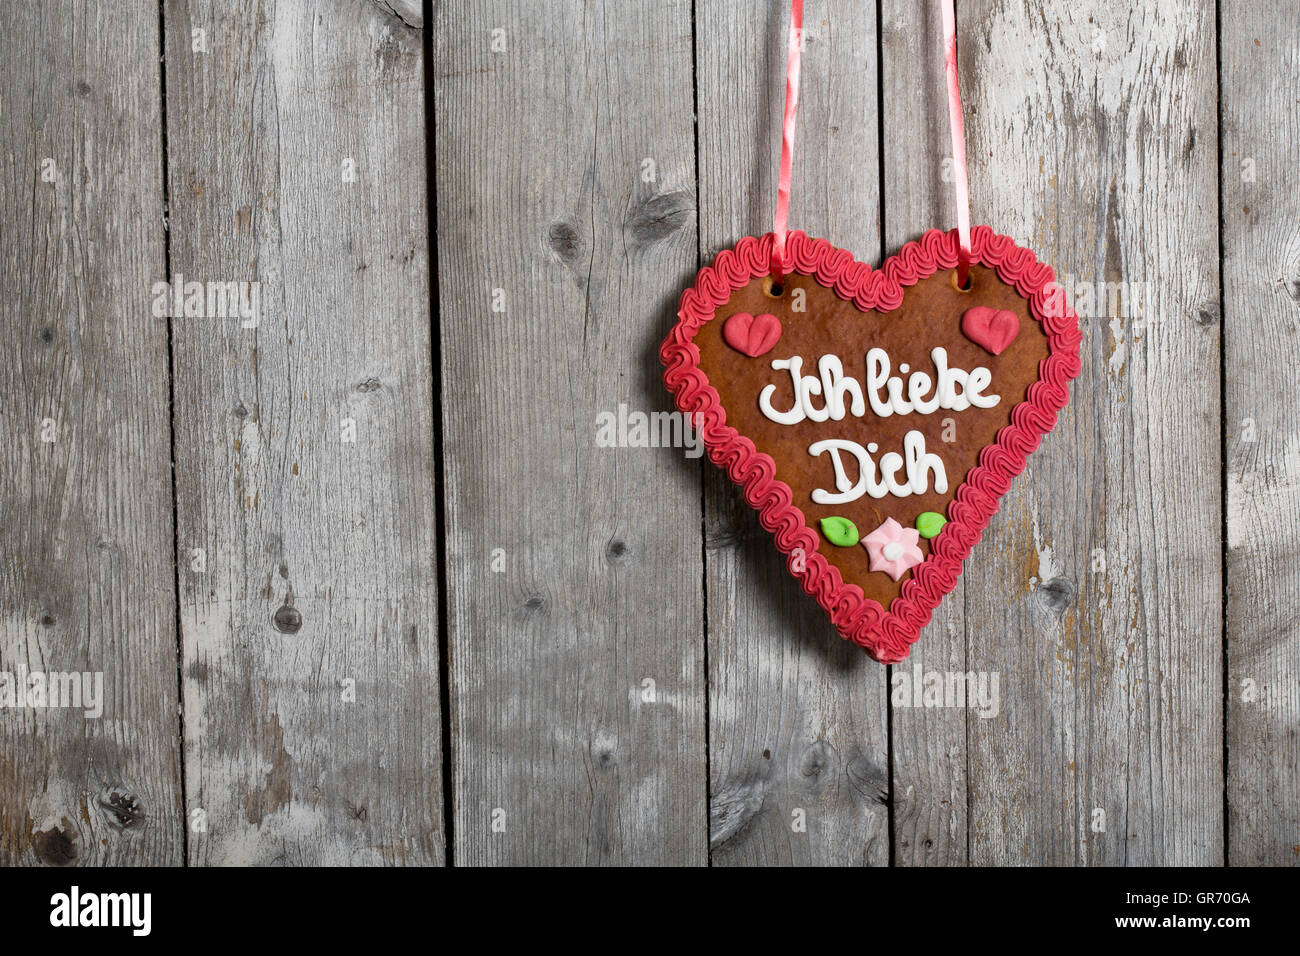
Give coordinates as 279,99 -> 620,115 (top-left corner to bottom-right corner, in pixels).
273,604 -> 302,634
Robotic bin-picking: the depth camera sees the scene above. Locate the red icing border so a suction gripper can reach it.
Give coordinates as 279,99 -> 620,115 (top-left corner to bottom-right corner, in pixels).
660,227 -> 1082,663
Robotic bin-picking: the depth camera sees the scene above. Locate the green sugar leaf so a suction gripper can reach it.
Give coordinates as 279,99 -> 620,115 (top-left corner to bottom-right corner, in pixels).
916,512 -> 947,539
819,516 -> 859,547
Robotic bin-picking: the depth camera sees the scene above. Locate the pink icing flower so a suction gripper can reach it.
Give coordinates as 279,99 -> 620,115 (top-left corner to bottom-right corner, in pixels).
862,517 -> 925,581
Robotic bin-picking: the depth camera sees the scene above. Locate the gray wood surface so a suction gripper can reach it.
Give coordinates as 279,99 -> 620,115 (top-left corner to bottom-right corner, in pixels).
434,0 -> 707,865
1222,9 -> 1300,866
697,0 -> 890,867
163,0 -> 444,865
0,0 -> 183,865
0,0 -> 1296,868
959,0 -> 1224,865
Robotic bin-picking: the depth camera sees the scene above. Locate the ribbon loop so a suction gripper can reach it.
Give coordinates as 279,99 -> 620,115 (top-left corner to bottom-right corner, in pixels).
771,0 -> 804,284
771,0 -> 969,289
942,0 -> 972,288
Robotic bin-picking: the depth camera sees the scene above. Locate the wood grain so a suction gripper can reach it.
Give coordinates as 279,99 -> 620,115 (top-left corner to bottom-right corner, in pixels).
958,0 -> 1223,864
0,0 -> 183,865
2,0 -> 1296,869
434,0 -> 706,865
881,0 -> 971,866
1221,8 -> 1300,866
697,0 -> 891,866
163,0 -> 444,865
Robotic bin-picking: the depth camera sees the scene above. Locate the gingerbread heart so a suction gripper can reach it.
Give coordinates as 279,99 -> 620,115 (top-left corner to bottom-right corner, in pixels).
661,228 -> 1081,662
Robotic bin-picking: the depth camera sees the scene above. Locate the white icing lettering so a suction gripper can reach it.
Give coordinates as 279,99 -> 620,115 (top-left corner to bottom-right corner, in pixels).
768,347 -> 1000,422
904,429 -> 948,494
965,365 -> 999,408
758,357 -> 806,425
817,355 -> 865,420
754,345 -> 978,503
808,439 -> 878,504
809,430 -> 949,503
908,370 -> 938,414
880,451 -> 910,497
866,349 -> 893,417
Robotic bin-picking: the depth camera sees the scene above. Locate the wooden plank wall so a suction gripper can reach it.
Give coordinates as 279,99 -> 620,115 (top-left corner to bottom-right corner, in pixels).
0,0 -> 1296,867
1222,8 -> 1300,866
0,0 -> 183,866
163,0 -> 444,864
434,1 -> 706,865
957,0 -> 1224,866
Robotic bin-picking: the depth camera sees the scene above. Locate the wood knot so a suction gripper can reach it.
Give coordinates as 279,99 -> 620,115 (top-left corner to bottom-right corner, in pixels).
1196,305 -> 1219,326
356,377 -> 382,393
32,824 -> 77,866
38,326 -> 54,343
847,755 -> 890,805
547,221 -> 583,263
368,0 -> 422,30
799,739 -> 835,778
624,191 -> 692,246
710,781 -> 766,849
605,538 -> 629,564
273,604 -> 303,634
523,596 -> 545,613
100,791 -> 144,829
1283,274 -> 1300,305
1036,576 -> 1076,618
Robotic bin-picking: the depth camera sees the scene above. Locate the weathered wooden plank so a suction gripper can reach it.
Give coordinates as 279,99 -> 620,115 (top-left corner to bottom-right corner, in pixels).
435,1 -> 706,864
164,0 -> 443,864
958,0 -> 1223,864
1222,8 -> 1300,866
697,0 -> 891,866
0,0 -> 183,864
880,0 -> 971,866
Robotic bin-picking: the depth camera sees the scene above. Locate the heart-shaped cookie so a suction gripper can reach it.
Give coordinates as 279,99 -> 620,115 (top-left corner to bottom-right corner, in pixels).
661,227 -> 1081,662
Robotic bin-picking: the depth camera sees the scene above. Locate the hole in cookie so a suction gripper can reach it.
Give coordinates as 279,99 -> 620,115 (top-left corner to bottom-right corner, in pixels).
763,276 -> 785,298
951,270 -> 973,293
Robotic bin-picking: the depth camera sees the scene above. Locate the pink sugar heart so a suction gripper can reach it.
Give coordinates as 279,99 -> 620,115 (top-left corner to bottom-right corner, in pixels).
722,311 -> 782,358
961,305 -> 1020,355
